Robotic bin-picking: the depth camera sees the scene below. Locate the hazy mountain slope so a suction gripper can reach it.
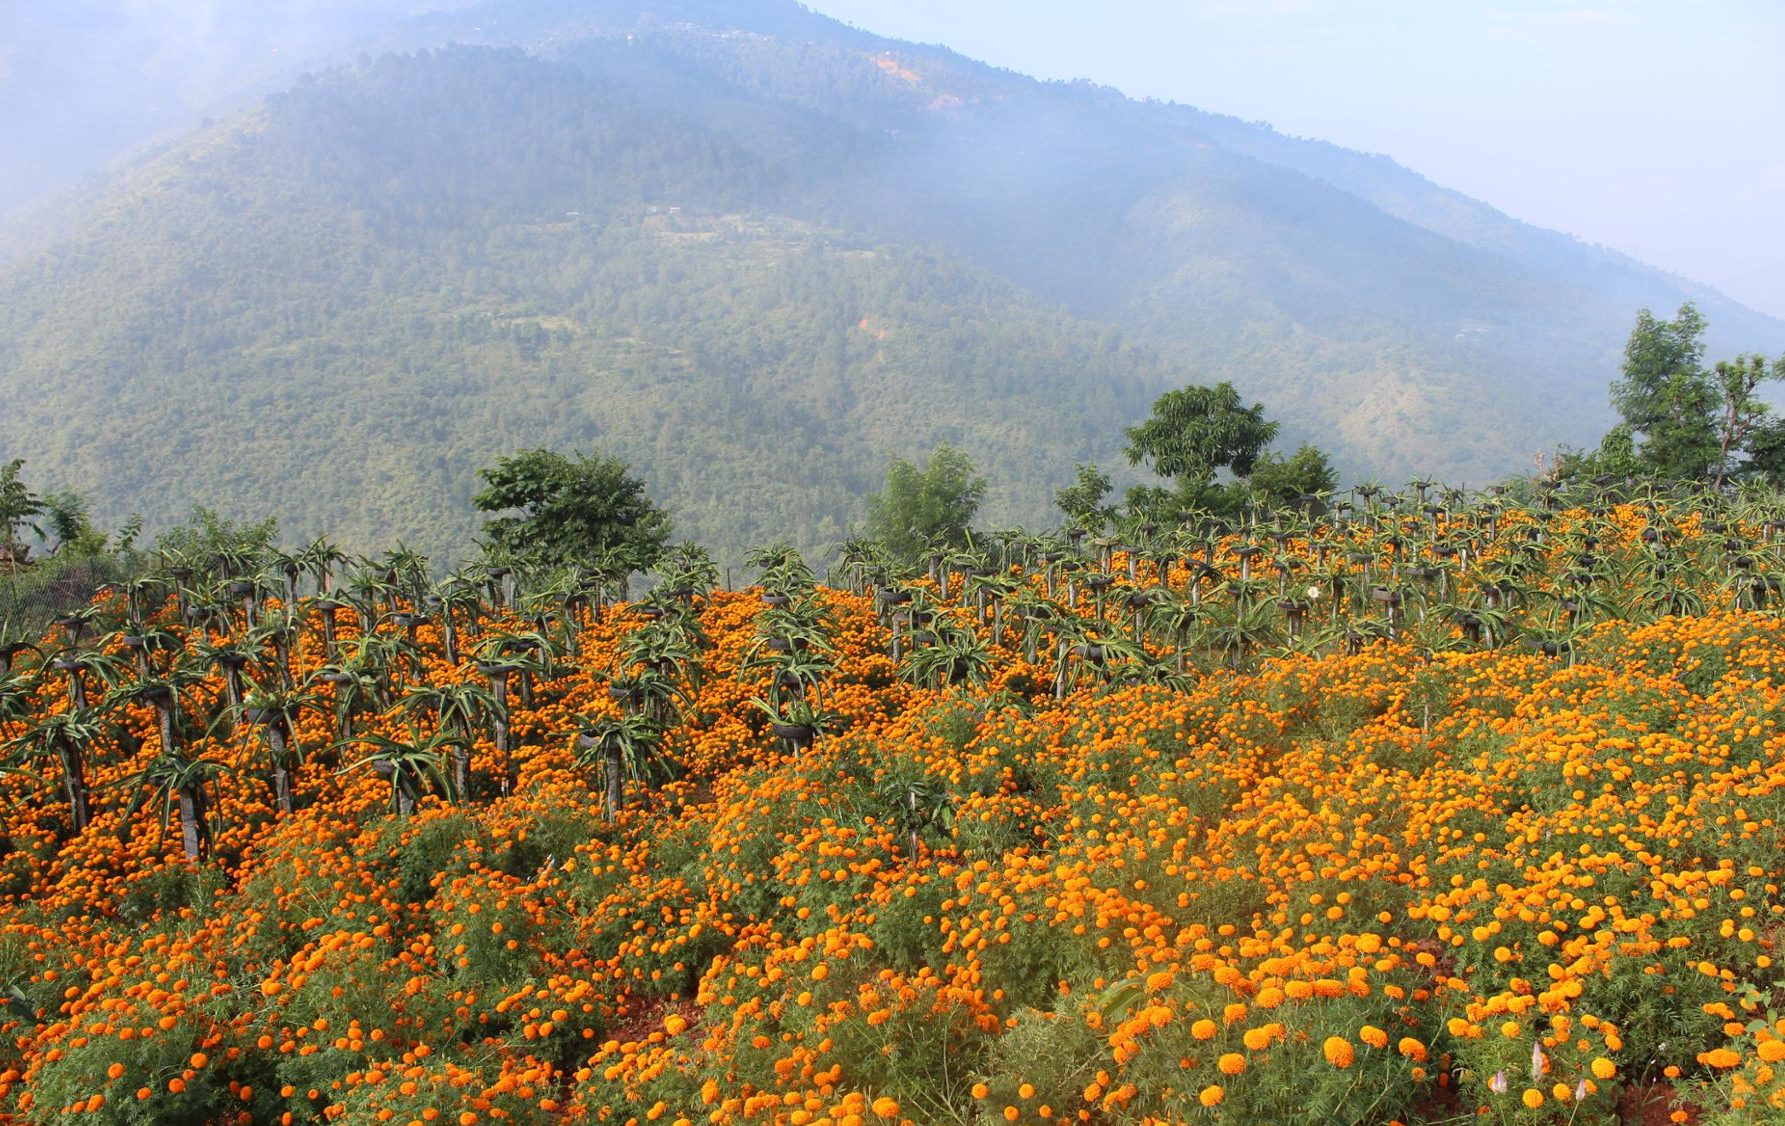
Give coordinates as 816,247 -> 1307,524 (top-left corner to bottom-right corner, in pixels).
4,1 -> 1784,567
0,0 -> 491,216
0,50 -> 1163,564
441,20 -> 1785,473
1175,104 -> 1779,349
429,17 -> 1780,475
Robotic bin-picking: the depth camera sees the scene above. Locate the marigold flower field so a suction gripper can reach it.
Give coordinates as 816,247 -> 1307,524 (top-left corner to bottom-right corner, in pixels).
4,495 -> 1785,1124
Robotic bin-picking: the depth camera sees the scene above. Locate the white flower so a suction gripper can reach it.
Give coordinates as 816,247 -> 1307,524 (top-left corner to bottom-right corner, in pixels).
1489,1070 -> 1507,1094
1531,1041 -> 1547,1081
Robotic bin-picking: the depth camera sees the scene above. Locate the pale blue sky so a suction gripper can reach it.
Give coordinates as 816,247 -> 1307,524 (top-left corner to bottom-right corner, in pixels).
806,0 -> 1785,321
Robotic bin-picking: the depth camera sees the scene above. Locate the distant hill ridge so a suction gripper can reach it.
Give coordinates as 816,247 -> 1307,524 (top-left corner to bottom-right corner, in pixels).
1,0 -> 1780,565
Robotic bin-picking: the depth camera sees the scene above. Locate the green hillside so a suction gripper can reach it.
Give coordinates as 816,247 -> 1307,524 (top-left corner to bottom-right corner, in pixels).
0,51 -> 1167,564
3,3 -> 1783,566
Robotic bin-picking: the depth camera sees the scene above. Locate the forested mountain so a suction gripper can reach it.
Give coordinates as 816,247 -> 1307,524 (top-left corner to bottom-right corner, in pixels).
2,0 -> 1781,565
0,48 -> 1163,562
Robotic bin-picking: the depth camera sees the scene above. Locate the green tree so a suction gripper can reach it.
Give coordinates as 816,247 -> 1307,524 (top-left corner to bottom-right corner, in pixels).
39,490 -> 103,556
473,449 -> 671,573
1746,414 -> 1785,487
0,460 -> 43,563
865,443 -> 986,567
1243,443 -> 1339,511
1123,382 -> 1283,523
1711,354 -> 1784,489
1054,463 -> 1116,533
1125,382 -> 1279,485
1609,304 -> 1719,482
1562,422 -> 1642,483
153,506 -> 279,565
1585,307 -> 1782,489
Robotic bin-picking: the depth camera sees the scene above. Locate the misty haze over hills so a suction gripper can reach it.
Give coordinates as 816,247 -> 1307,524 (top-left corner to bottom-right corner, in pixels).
1,0 -> 1782,564
0,0 -> 478,214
